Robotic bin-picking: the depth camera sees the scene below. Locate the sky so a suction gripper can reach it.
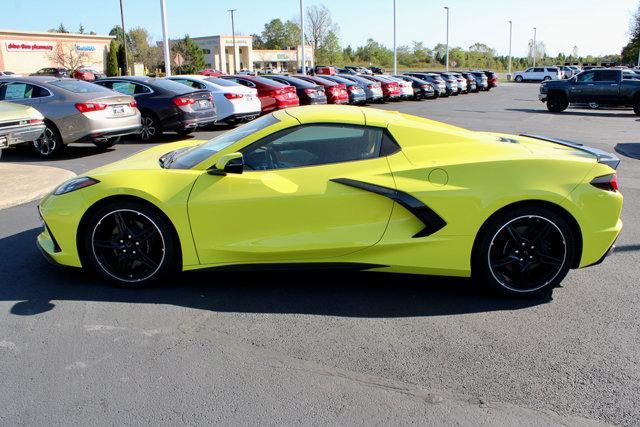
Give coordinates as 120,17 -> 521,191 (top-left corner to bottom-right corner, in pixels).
1,0 -> 637,58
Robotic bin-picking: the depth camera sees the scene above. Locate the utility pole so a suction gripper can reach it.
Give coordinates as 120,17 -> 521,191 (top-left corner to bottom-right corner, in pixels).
444,6 -> 449,71
393,0 -> 397,75
119,0 -> 128,75
228,9 -> 237,74
160,0 -> 171,76
300,0 -> 305,74
532,27 -> 537,67
508,20 -> 513,79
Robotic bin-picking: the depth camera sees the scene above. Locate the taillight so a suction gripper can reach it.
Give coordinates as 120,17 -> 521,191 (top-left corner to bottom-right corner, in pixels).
421,84 -> 429,88
224,92 -> 244,100
129,100 -> 137,108
269,89 -> 285,97
75,102 -> 108,113
590,174 -> 619,192
172,97 -> 196,107
28,119 -> 43,124
285,86 -> 296,93
367,84 -> 374,89
348,85 -> 357,91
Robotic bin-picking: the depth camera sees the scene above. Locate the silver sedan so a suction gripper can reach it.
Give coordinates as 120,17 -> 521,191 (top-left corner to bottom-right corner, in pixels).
0,76 -> 141,157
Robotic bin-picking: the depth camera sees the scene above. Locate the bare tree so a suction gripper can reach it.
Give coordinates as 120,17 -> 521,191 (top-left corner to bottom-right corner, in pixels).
48,42 -> 92,71
305,5 -> 338,53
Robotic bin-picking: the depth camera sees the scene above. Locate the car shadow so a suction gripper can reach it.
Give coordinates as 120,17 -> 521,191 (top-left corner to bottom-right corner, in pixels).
0,144 -> 118,163
505,108 -> 636,118
1,228 -> 552,317
615,143 -> 640,160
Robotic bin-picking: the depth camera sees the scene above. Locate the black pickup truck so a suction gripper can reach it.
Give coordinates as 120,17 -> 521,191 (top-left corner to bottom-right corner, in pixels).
539,69 -> 640,114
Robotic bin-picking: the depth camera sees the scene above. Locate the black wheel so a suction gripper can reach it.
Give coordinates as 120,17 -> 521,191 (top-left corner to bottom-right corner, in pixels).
176,129 -> 194,137
473,207 -> 575,297
33,122 -> 64,158
633,97 -> 640,116
515,75 -> 523,83
546,93 -> 568,112
93,136 -> 120,150
138,113 -> 161,141
543,76 -> 552,82
82,201 -> 179,287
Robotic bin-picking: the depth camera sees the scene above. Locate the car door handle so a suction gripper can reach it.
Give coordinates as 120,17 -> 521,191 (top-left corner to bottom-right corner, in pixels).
586,84 -> 594,86
611,84 -> 618,86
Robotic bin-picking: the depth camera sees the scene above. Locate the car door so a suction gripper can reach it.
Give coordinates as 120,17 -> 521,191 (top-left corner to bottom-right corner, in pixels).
531,68 -> 544,80
0,81 -> 50,107
591,70 -> 620,105
570,71 -> 596,103
187,123 -> 398,265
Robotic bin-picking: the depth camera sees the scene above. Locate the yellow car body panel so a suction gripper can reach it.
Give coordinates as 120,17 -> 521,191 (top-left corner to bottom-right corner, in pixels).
37,105 -> 622,279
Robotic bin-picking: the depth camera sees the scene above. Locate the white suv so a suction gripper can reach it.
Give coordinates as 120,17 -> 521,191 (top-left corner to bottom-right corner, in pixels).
514,67 -> 562,82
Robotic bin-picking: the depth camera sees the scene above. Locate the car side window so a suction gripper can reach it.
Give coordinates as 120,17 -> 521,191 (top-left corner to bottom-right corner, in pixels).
577,72 -> 595,83
133,83 -> 152,94
0,82 -> 48,100
533,68 -> 544,73
241,124 -> 392,171
110,81 -> 136,95
594,70 -> 617,82
236,79 -> 256,88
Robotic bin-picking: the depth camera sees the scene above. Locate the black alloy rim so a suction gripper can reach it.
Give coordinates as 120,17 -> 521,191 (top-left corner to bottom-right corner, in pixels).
91,209 -> 165,282
34,127 -> 56,156
140,116 -> 157,140
488,215 -> 567,292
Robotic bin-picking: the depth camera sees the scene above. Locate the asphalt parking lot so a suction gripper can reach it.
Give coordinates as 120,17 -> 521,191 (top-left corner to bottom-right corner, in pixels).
1,83 -> 639,425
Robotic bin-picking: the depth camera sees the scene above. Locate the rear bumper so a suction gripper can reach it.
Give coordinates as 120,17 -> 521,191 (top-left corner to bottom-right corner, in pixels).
75,124 -> 142,142
219,111 -> 260,123
0,123 -> 45,147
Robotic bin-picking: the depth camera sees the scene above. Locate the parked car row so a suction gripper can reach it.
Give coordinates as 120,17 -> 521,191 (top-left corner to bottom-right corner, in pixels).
0,68 -> 498,158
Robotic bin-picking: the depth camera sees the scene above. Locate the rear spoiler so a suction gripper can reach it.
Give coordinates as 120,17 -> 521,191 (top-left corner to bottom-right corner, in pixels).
520,134 -> 620,170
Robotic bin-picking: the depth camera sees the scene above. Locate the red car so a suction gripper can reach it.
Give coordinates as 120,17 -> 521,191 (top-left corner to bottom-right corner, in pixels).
199,69 -> 225,77
360,75 -> 401,101
72,68 -> 96,81
221,75 -> 299,114
484,71 -> 498,89
293,74 -> 349,104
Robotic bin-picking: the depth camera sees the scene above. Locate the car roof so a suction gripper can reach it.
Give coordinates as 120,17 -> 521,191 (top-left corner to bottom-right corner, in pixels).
166,74 -> 207,80
0,75 -> 69,84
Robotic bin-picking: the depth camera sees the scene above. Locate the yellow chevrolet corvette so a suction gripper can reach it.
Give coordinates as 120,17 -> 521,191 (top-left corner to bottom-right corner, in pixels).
37,105 -> 622,296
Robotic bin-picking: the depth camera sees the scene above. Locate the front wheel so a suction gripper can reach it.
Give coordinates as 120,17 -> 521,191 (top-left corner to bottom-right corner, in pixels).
473,207 -> 575,297
546,93 -> 568,112
514,75 -> 523,83
543,76 -> 552,82
82,201 -> 180,287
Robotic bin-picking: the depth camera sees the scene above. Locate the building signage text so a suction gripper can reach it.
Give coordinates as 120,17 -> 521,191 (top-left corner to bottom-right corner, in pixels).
5,40 -> 54,52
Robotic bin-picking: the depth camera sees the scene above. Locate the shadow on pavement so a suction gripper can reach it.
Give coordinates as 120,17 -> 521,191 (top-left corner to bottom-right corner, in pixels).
615,143 -> 640,160
0,144 -> 119,163
505,108 -> 636,118
0,228 -> 552,317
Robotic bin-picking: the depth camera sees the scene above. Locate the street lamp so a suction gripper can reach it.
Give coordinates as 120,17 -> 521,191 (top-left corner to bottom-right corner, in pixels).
508,20 -> 513,80
393,0 -> 397,75
119,0 -> 128,75
160,0 -> 171,76
228,9 -> 237,74
300,0 -> 305,74
532,27 -> 537,67
444,6 -> 449,71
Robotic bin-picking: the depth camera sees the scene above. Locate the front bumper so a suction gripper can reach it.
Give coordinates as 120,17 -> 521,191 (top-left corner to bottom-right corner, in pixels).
538,93 -> 547,102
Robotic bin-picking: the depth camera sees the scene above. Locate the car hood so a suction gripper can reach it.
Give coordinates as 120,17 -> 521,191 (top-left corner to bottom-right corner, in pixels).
86,139 -> 205,175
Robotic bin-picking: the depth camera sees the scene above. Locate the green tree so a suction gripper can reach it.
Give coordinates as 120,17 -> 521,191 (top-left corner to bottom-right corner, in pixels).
622,3 -> 640,64
106,40 -> 120,76
78,23 -> 85,34
316,30 -> 342,65
260,19 -> 288,49
128,27 -> 158,69
284,20 -> 302,47
48,23 -> 69,33
171,35 -> 205,74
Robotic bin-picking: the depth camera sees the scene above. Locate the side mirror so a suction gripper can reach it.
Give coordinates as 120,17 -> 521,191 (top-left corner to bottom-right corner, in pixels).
208,152 -> 244,175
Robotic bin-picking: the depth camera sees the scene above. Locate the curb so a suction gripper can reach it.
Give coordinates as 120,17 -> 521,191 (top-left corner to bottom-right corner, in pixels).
0,163 -> 76,210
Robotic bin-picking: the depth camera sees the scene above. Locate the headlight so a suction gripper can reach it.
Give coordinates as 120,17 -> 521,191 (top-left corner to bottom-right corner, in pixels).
53,176 -> 100,195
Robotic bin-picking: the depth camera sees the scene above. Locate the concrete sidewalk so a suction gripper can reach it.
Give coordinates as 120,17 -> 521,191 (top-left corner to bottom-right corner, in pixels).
0,163 -> 75,210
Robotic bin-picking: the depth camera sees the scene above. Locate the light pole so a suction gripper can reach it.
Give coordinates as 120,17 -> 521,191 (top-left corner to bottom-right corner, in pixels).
228,9 -> 237,74
444,6 -> 449,71
119,0 -> 128,75
393,0 -> 397,75
532,27 -> 537,67
300,0 -> 306,74
160,0 -> 171,76
508,20 -> 513,80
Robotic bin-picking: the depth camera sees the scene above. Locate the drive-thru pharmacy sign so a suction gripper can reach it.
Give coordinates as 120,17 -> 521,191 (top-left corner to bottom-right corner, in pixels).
5,40 -> 54,52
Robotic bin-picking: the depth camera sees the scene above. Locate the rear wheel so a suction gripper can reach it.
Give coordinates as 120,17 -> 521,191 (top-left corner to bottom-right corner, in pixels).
543,76 -> 552,82
33,123 -> 64,158
546,93 -> 568,112
138,113 -> 161,141
473,207 -> 575,297
515,75 -> 523,83
82,201 -> 179,287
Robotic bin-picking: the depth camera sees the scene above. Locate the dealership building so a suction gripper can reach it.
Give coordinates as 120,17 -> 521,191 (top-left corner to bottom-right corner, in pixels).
190,35 -> 314,74
0,29 -> 114,74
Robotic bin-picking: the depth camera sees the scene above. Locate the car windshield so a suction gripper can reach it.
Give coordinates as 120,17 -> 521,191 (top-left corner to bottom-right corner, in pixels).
151,78 -> 198,93
48,80 -> 113,93
167,114 -> 281,169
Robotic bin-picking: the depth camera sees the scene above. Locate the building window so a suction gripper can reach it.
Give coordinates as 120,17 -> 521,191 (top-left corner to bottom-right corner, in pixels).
202,48 -> 211,54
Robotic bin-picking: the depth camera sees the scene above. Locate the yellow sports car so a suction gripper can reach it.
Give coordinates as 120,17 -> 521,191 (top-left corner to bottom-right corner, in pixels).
37,105 -> 622,296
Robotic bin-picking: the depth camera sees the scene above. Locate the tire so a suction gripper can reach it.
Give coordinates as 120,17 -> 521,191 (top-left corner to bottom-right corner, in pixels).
514,75 -> 523,83
138,113 -> 161,142
33,122 -> 64,158
543,76 -> 552,82
93,136 -> 120,150
81,201 -> 180,287
546,93 -> 568,113
633,97 -> 640,116
472,206 -> 576,297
